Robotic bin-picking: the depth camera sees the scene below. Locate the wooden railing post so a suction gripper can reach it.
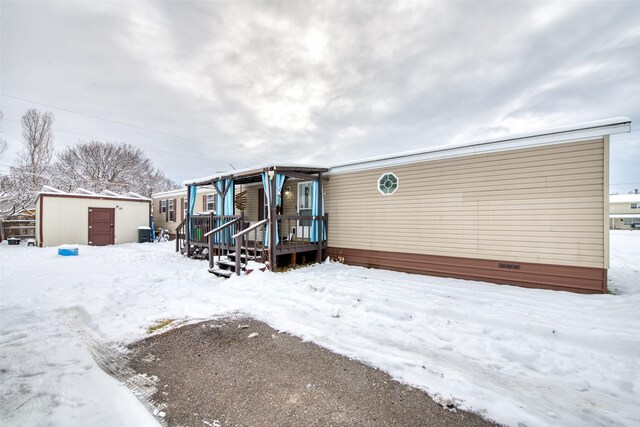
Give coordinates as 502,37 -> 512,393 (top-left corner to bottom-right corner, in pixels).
208,233 -> 214,269
268,173 -> 276,270
186,186 -> 191,257
235,233 -> 241,275
209,211 -> 214,256
316,173 -> 323,263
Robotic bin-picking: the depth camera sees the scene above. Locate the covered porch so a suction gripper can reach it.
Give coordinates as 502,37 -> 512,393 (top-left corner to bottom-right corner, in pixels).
176,164 -> 328,276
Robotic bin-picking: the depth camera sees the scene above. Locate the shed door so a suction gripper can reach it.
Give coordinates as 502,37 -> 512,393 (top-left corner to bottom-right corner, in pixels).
88,208 -> 115,246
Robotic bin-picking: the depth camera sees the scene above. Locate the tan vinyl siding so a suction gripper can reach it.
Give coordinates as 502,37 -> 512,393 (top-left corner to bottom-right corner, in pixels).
325,139 -> 606,269
610,203 -> 640,214
243,185 -> 260,222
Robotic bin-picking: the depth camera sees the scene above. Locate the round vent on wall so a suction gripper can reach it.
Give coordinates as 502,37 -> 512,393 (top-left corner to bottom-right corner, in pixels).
378,172 -> 399,195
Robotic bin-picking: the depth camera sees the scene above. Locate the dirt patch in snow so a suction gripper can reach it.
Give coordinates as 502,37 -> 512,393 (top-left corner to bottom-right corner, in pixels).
126,317 -> 497,426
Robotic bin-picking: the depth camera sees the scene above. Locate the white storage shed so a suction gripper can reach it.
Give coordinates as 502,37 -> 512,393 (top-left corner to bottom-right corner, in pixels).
35,187 -> 151,247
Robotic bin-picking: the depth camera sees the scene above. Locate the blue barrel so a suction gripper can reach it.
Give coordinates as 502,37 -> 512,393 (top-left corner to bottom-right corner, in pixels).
58,247 -> 79,256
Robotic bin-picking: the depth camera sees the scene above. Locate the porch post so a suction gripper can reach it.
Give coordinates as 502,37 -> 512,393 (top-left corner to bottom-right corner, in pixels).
186,185 -> 191,257
316,172 -> 323,263
270,171 -> 277,270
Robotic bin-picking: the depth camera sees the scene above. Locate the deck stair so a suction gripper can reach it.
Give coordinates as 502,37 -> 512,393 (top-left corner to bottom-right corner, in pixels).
208,246 -> 265,278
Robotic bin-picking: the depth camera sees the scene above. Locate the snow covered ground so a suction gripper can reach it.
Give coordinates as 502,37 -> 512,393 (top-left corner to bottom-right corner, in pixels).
1,231 -> 639,426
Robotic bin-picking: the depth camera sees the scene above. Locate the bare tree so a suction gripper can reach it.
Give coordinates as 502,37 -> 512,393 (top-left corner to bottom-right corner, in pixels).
0,111 -> 7,157
1,109 -> 55,218
12,109 -> 55,189
137,168 -> 180,198
51,140 -> 178,196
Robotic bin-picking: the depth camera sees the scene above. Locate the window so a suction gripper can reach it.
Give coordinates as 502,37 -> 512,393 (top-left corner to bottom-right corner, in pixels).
378,172 -> 399,195
159,199 -> 167,214
206,194 -> 216,212
298,181 -> 312,227
168,199 -> 175,222
631,203 -> 638,209
183,197 -> 187,219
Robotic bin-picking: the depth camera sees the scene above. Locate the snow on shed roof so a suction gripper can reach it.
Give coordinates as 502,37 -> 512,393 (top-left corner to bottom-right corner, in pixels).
37,186 -> 150,201
74,188 -> 98,196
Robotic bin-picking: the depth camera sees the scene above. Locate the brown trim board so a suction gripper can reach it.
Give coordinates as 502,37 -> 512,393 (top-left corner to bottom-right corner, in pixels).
326,247 -> 607,294
39,195 -> 45,247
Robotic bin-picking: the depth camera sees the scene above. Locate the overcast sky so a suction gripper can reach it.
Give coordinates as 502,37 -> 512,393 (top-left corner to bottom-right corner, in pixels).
1,1 -> 639,192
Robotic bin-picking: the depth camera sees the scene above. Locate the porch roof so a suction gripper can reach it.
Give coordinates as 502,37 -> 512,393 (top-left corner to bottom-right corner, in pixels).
184,164 -> 329,186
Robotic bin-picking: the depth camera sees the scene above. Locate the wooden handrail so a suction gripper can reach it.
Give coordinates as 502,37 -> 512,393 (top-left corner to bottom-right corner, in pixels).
204,217 -> 241,237
232,219 -> 266,276
232,219 -> 267,239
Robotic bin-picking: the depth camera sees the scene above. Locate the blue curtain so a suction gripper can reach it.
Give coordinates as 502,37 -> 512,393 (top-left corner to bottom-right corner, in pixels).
187,185 -> 197,239
275,174 -> 285,207
261,172 -> 271,247
188,185 -> 197,215
224,179 -> 235,216
214,181 -> 224,215
213,179 -> 234,244
310,180 -> 325,242
261,172 -> 282,247
225,179 -> 235,244
214,181 -> 225,244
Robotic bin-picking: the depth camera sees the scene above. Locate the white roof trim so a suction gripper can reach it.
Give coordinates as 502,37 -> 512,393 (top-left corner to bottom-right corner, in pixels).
101,190 -> 120,197
152,188 -> 187,198
328,117 -> 631,175
610,194 -> 640,203
151,186 -> 220,198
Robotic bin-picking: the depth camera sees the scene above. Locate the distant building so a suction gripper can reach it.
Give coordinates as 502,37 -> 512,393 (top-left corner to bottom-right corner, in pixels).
152,187 -> 217,239
610,194 -> 640,230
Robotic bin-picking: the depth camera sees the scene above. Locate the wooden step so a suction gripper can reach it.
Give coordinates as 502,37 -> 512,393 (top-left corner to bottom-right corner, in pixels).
216,259 -> 246,270
208,268 -> 234,278
228,252 -> 257,262
240,246 -> 264,253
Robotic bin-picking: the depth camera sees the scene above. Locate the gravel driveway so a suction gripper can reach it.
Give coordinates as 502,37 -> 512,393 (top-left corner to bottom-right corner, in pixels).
127,317 -> 497,426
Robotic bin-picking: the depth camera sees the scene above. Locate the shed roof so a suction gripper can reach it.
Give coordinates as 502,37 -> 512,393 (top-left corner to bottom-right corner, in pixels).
37,186 -> 150,202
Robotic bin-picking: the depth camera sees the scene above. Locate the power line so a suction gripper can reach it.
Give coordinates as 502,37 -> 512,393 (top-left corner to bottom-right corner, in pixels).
2,116 -> 231,166
1,93 -> 266,160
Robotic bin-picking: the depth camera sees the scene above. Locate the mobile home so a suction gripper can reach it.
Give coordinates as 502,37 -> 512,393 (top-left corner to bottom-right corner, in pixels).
172,117 -> 631,293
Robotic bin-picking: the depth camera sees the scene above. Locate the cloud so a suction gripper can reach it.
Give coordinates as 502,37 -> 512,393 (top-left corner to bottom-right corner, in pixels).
1,0 -> 639,189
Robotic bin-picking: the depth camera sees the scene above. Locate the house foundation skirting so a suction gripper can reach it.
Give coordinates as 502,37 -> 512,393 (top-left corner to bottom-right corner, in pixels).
325,247 -> 607,294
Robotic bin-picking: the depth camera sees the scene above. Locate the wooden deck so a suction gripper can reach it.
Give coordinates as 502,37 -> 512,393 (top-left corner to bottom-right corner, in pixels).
175,213 -> 327,270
